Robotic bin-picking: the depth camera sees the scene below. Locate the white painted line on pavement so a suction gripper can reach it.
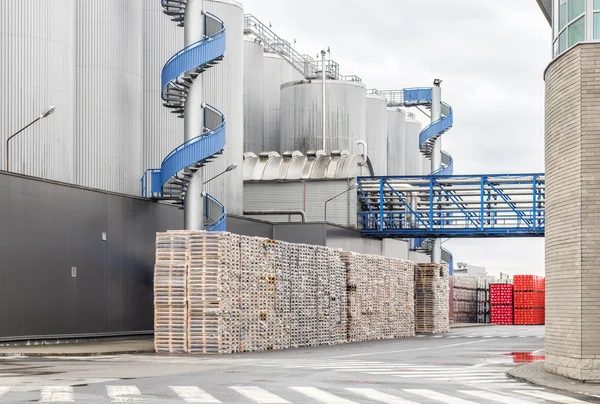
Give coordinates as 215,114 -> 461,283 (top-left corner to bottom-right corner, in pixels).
0,387 -> 9,398
346,388 -> 418,404
170,386 -> 221,403
330,339 -> 496,358
106,386 -> 143,402
230,386 -> 290,403
290,387 -> 358,404
40,386 -> 74,402
459,390 -> 536,404
512,390 -> 590,403
403,389 -> 478,404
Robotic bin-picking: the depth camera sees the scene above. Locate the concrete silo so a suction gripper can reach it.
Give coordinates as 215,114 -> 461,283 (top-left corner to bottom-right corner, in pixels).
243,38 -> 265,154
405,114 -> 424,176
365,95 -> 388,176
386,108 -> 406,176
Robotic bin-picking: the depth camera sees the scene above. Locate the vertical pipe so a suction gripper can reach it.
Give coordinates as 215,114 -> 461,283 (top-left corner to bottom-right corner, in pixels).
183,0 -> 206,230
430,85 -> 442,173
321,50 -> 327,152
431,239 -> 441,264
379,179 -> 384,231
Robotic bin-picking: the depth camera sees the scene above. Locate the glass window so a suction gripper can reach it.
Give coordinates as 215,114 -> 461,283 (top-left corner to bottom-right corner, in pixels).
569,0 -> 585,21
559,0 -> 568,31
559,30 -> 568,54
595,13 -> 600,39
568,16 -> 585,47
595,0 -> 600,10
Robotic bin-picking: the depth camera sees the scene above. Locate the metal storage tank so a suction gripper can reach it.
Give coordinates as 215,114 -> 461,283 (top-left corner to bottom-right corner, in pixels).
0,0 -> 76,182
405,115 -> 423,176
263,53 -> 304,153
243,38 -> 265,153
203,0 -> 244,216
280,80 -> 366,154
74,0 -> 144,195
386,109 -> 406,176
142,0 -> 184,180
365,95 -> 388,176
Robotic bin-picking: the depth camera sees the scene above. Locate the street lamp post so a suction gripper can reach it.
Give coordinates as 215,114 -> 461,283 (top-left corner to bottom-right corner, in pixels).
324,183 -> 358,223
203,163 -> 238,185
6,106 -> 56,172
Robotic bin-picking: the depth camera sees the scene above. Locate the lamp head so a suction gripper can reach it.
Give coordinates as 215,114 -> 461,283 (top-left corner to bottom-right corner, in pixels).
433,78 -> 442,87
226,163 -> 238,172
40,106 -> 56,119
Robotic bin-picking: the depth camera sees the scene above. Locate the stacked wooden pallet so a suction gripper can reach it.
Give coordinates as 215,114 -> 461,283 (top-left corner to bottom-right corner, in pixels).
415,264 -> 450,334
342,252 -> 415,342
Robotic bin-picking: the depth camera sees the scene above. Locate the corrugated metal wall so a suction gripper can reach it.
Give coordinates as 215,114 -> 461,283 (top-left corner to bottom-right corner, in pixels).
243,39 -> 264,153
387,109 -> 406,176
74,0 -> 144,195
0,0 -> 76,182
203,0 -> 244,216
365,96 -> 388,176
243,180 -> 358,228
280,80 -> 366,154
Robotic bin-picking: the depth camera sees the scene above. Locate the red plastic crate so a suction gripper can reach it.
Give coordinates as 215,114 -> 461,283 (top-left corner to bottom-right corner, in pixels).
490,284 -> 514,305
491,305 -> 513,325
514,308 -> 545,325
514,275 -> 546,292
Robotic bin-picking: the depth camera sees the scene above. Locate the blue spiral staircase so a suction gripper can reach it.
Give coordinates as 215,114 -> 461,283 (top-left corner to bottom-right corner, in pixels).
141,1 -> 227,231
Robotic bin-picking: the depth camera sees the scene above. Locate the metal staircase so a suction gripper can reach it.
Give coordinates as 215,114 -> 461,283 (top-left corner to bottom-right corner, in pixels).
141,0 -> 227,231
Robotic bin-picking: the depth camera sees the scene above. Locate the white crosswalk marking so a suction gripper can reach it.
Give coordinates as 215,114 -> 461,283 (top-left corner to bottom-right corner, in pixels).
230,386 -> 290,403
346,388 -> 418,404
290,387 -> 358,403
459,390 -> 536,404
513,390 -> 591,403
106,386 -> 143,402
170,386 -> 221,403
403,389 -> 478,404
40,386 -> 74,402
0,387 -> 9,398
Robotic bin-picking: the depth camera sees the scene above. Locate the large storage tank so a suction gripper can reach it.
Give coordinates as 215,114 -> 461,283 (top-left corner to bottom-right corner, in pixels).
263,53 -> 304,152
142,0 -> 184,179
405,115 -> 424,176
280,80 -> 366,154
243,39 -> 265,153
203,0 -> 244,216
365,96 -> 388,176
386,109 -> 406,176
0,0 -> 76,182
74,0 -> 144,195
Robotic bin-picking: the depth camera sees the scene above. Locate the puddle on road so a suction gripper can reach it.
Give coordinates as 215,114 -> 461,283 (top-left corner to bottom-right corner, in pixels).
506,352 -> 545,363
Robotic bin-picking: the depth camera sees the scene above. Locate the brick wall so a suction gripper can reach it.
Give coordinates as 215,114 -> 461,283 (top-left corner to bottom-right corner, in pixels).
545,43 -> 600,381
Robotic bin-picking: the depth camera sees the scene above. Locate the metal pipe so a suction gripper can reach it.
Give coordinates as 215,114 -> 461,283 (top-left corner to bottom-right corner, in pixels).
244,210 -> 308,222
430,83 -> 442,173
321,49 -> 327,152
356,140 -> 368,166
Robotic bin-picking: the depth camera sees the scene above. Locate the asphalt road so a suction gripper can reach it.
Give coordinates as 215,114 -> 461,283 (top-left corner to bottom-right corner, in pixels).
0,325 -> 597,403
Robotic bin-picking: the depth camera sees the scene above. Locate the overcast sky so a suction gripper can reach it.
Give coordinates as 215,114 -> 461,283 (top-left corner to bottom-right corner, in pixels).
242,0 -> 551,276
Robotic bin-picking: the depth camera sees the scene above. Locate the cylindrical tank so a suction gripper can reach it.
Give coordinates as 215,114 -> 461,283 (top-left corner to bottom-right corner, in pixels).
74,0 -> 144,195
386,109 -> 406,176
365,96 -> 388,176
142,0 -> 184,178
0,0 -> 76,182
243,38 -> 265,154
263,53 -> 304,153
203,0 -> 244,216
280,80 -> 366,154
405,116 -> 423,176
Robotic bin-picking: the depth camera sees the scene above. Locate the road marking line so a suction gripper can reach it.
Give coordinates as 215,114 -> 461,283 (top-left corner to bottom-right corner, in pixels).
512,390 -> 590,403
40,386 -> 74,402
390,372 -> 503,376
459,390 -> 536,403
403,389 -> 478,404
230,386 -> 290,403
170,386 -> 221,403
329,339 -> 496,358
346,388 -> 418,404
447,336 -> 459,338
0,386 -> 8,396
290,387 -> 358,403
106,386 -> 143,402
429,377 -> 511,382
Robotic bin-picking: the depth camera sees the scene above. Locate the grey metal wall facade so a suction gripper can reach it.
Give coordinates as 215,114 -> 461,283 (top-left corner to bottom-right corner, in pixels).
0,172 -> 182,341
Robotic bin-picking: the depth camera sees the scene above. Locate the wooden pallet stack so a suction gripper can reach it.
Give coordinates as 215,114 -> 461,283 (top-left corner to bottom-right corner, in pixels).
154,231 -> 189,354
415,264 -> 450,334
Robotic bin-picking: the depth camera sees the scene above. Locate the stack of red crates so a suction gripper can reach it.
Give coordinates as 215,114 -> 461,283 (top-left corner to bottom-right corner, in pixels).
514,275 -> 545,325
490,284 -> 514,325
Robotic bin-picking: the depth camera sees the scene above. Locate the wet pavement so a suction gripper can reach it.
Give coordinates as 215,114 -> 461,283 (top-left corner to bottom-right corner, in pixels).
0,325 -> 598,403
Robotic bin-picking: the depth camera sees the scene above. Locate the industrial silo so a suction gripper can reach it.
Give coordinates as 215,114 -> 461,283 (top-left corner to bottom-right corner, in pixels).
386,109 -> 406,176
243,38 -> 265,153
74,0 -> 144,195
405,115 -> 424,176
365,95 -> 388,176
142,0 -> 184,181
280,80 -> 366,154
263,53 -> 304,153
0,0 -> 76,182
203,0 -> 244,216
